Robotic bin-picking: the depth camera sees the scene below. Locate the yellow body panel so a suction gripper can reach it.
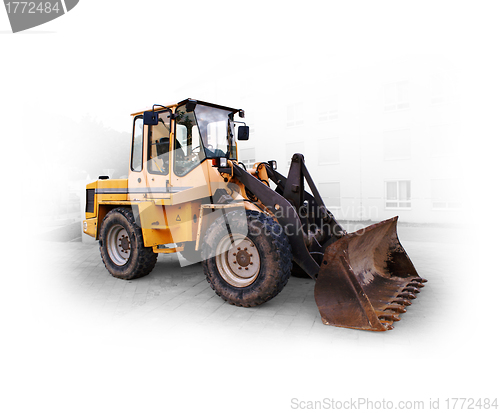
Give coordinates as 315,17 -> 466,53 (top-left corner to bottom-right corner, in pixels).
170,162 -> 211,205
96,179 -> 128,191
166,202 -> 197,244
136,201 -> 173,247
153,246 -> 182,254
137,199 -> 203,247
84,157 -> 265,249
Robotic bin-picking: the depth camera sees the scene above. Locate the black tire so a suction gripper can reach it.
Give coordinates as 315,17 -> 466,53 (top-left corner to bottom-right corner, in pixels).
99,207 -> 157,280
202,210 -> 292,307
178,241 -> 202,264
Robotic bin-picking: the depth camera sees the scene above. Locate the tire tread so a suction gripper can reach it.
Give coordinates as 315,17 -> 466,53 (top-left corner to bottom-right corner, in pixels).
99,207 -> 157,280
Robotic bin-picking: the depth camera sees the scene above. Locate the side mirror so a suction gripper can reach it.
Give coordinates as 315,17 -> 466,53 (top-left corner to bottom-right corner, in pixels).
144,111 -> 159,125
237,125 -> 250,141
186,99 -> 197,113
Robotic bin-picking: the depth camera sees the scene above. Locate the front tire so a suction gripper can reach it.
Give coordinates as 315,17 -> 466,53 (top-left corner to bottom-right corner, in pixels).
99,208 -> 157,280
202,210 -> 292,307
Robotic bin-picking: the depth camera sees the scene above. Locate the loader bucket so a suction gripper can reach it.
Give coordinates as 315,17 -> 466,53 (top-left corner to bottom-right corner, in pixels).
314,217 -> 427,331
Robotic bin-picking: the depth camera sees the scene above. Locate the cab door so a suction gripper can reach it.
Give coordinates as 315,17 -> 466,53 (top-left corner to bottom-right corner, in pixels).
144,109 -> 172,199
170,102 -> 211,203
128,110 -> 173,200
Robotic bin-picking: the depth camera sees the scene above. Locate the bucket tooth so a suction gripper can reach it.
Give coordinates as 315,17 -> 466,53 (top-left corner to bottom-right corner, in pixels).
403,286 -> 420,294
378,313 -> 401,322
392,298 -> 412,306
412,277 -> 428,284
381,323 -> 394,330
385,304 -> 407,313
398,292 -> 416,300
407,281 -> 424,288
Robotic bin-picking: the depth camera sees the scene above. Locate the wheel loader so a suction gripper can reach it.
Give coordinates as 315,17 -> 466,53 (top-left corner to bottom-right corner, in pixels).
83,98 -> 427,331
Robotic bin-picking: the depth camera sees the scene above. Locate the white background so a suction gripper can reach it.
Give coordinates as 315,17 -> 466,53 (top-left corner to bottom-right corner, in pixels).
1,1 -> 499,412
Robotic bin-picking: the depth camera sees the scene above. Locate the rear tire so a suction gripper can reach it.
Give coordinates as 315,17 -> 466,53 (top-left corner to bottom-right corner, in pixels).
99,207 -> 157,280
202,210 -> 292,307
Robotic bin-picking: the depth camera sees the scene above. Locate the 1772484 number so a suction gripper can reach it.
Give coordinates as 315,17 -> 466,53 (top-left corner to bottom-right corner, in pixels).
5,2 -> 61,14
445,398 -> 498,409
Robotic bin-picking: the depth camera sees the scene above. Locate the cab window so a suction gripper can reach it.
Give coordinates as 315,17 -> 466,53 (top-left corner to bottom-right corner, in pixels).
147,111 -> 171,175
174,104 -> 206,176
131,116 -> 143,172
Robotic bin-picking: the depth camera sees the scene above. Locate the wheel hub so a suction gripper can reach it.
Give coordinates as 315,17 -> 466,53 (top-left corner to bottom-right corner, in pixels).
119,235 -> 130,252
215,235 -> 261,287
235,249 -> 251,267
107,224 -> 131,266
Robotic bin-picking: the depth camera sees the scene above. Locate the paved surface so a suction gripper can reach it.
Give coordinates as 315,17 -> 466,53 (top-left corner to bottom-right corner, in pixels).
7,224 -> 498,413
32,225 -> 466,349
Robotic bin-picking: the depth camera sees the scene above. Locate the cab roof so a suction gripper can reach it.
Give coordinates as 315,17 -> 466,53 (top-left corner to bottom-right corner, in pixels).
130,99 -> 241,117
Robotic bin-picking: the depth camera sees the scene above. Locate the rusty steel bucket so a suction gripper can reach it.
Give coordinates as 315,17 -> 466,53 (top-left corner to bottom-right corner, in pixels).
314,217 -> 427,331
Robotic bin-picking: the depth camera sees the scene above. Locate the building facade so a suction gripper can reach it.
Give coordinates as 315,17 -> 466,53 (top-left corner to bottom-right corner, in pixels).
175,55 -> 463,224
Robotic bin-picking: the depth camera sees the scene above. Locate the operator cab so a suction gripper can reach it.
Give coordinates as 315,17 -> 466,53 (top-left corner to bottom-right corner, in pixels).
142,99 -> 248,175
128,99 -> 249,198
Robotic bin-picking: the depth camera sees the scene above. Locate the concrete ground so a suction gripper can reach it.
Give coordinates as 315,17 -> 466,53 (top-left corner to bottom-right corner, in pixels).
6,223 -> 497,413
31,224 -> 466,347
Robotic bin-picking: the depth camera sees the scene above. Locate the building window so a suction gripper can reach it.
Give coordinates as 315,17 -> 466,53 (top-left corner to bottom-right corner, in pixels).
384,129 -> 411,160
431,179 -> 462,210
286,103 -> 304,127
286,141 -> 304,166
384,81 -> 410,111
318,137 -> 340,164
239,147 -> 256,169
318,96 -> 339,122
385,180 -> 411,208
319,182 -> 341,208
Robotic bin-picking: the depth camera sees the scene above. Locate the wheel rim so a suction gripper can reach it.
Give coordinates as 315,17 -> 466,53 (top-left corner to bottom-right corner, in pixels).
215,234 -> 260,287
106,223 -> 131,266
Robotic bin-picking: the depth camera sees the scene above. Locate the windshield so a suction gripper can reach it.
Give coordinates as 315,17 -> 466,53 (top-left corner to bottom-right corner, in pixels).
194,105 -> 237,159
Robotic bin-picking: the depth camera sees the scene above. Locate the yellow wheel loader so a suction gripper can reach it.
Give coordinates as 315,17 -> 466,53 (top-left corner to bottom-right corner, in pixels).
83,99 -> 426,331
